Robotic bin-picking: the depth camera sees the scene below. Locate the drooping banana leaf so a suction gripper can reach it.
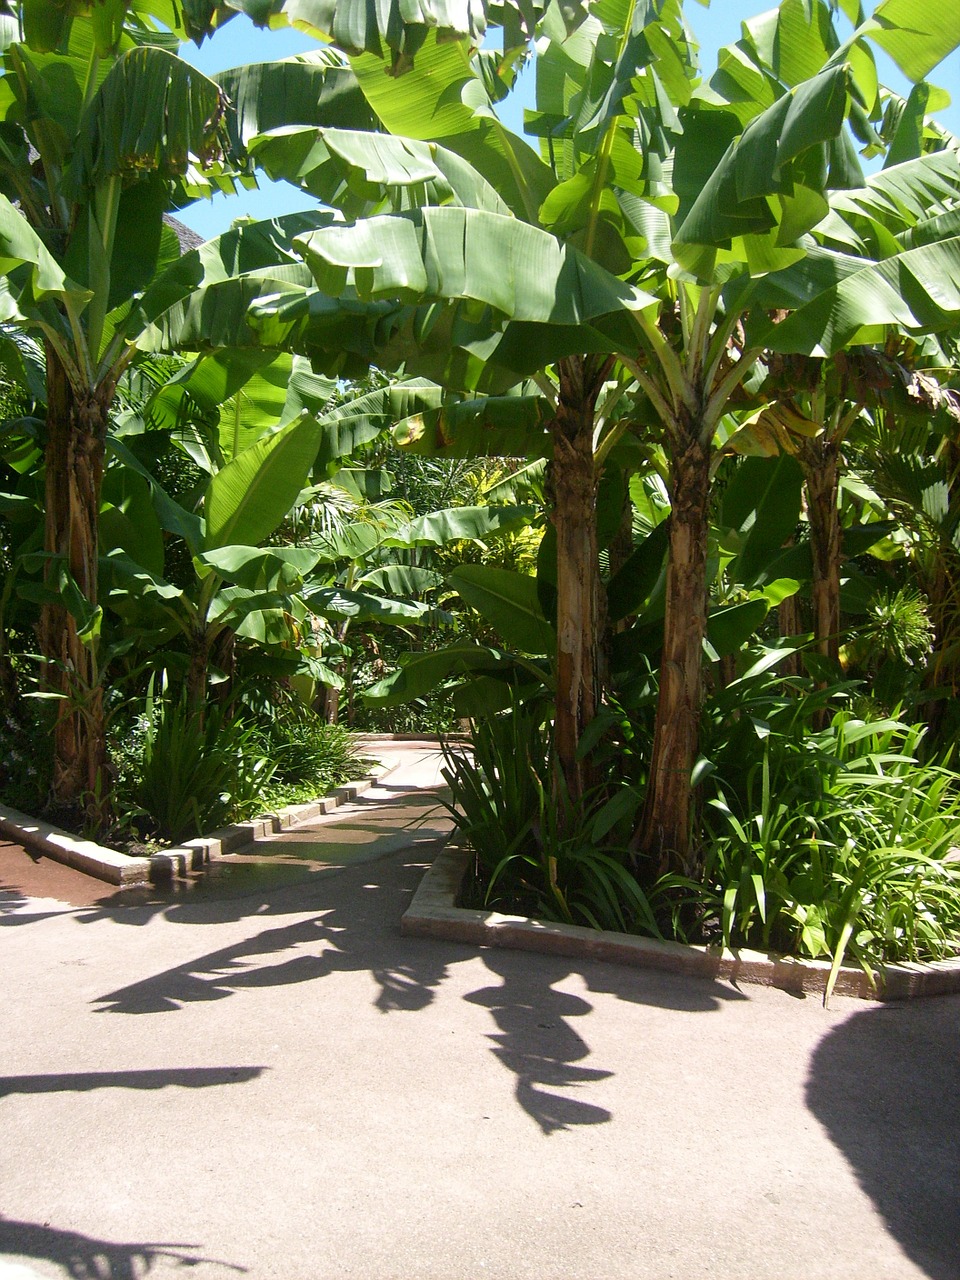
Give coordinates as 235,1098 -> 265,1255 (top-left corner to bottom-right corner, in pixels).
449,563 -> 555,655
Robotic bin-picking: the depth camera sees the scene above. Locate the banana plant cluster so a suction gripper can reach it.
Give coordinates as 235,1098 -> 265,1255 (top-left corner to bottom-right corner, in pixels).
2,0 -> 960,873
204,0 -> 960,874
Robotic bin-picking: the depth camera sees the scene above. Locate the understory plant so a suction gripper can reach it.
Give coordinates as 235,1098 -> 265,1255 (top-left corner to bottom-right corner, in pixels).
133,681 -> 275,844
443,656 -> 960,997
442,697 -> 660,934
695,709 -> 960,997
251,701 -> 367,806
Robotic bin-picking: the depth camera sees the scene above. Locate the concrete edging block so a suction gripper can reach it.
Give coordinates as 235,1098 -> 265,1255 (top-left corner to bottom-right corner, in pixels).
0,804 -> 151,886
401,844 -> 960,1002
1,759 -> 398,889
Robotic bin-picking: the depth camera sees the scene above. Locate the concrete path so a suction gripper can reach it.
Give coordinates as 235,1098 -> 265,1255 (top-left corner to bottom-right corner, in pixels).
1,742 -> 958,1280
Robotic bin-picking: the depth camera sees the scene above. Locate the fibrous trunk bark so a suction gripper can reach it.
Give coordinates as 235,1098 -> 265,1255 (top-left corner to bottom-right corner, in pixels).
186,630 -> 212,714
799,439 -> 841,665
635,431 -> 711,879
605,487 -> 634,643
777,539 -> 803,680
40,352 -> 111,820
549,356 -> 606,803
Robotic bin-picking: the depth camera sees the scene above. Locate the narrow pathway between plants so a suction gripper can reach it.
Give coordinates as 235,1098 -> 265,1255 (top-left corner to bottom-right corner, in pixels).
0,738 -> 453,908
181,738 -> 456,898
1,740 -> 958,1280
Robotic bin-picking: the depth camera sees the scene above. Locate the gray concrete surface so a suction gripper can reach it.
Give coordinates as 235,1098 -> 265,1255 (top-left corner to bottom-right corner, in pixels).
1,743 -> 958,1280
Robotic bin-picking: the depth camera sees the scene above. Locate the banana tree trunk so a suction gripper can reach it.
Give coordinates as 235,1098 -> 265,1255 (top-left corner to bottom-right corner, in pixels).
605,486 -> 634,643
800,439 -> 841,665
40,352 -> 111,820
549,357 -> 606,803
323,682 -> 340,724
186,629 -> 213,714
777,539 -> 803,679
211,629 -> 236,711
635,432 -> 711,878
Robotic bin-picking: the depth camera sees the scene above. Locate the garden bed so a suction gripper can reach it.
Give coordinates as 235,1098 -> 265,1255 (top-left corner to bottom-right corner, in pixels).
402,843 -> 960,1002
0,761 -> 393,888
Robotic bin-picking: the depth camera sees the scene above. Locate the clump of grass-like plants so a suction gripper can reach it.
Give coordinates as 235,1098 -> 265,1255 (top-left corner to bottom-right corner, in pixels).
253,707 -> 368,809
132,679 -> 275,845
691,712 -> 960,998
441,697 -> 661,936
443,668 -> 960,1002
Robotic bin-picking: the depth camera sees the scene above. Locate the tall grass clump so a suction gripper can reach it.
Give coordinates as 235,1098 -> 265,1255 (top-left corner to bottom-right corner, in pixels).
695,705 -> 960,996
442,697 -> 660,935
438,649 -> 960,997
253,704 -> 365,807
134,682 -> 274,844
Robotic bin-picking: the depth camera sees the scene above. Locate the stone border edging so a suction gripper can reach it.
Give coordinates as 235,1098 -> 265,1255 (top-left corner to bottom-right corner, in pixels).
401,844 -> 960,1002
0,758 -> 398,889
0,803 -> 153,886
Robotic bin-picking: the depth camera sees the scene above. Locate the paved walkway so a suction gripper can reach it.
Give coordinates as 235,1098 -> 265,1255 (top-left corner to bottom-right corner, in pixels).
1,742 -> 958,1280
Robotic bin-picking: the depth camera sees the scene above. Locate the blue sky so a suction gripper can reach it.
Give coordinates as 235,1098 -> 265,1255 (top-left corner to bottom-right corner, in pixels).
177,3 -> 960,239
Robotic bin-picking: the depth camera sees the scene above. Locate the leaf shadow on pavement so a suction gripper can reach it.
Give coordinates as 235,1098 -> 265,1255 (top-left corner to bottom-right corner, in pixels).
86,847 -> 746,1133
0,1215 -> 246,1280
463,946 -> 747,1134
0,1066 -> 265,1100
805,997 -> 960,1280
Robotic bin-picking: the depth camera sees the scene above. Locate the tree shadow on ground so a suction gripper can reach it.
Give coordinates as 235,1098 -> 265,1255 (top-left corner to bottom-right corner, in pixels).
88,846 -> 745,1132
0,1066 -> 265,1099
90,850 -> 455,1017
805,997 -> 960,1280
0,1215 -> 245,1279
465,947 -> 747,1133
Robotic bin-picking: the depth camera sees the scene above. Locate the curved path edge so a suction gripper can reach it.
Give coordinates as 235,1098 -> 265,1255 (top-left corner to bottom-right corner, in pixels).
0,759 -> 398,888
401,843 -> 960,1002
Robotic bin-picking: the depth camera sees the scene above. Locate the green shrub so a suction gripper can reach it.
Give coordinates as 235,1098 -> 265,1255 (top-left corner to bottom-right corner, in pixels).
442,699 -> 660,935
135,685 -> 274,844
263,714 -> 357,785
694,711 -> 960,996
447,655 -> 960,995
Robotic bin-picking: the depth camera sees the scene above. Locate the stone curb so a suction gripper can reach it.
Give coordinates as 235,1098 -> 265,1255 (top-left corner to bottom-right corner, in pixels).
0,757 -> 399,889
400,844 -> 960,1002
0,804 -> 153,886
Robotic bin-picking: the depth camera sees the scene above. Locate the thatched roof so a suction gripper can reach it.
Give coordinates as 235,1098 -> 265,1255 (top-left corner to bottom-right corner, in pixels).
164,214 -> 204,253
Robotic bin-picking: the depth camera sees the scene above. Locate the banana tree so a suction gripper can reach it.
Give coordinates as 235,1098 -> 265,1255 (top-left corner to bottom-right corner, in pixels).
240,3 -> 694,798
344,9 -> 688,800
862,362 -> 960,732
110,354 -> 442,688
54,0 -> 947,851
752,140 -> 960,664
135,161 -> 657,795
317,0 -> 960,821
180,0 -> 960,852
609,0 -> 960,876
0,2 -> 379,820
0,10 -> 231,814
744,345 -> 947,670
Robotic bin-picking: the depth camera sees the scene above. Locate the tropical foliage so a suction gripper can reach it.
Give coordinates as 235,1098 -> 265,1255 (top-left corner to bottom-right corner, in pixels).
1,0 -> 959,984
